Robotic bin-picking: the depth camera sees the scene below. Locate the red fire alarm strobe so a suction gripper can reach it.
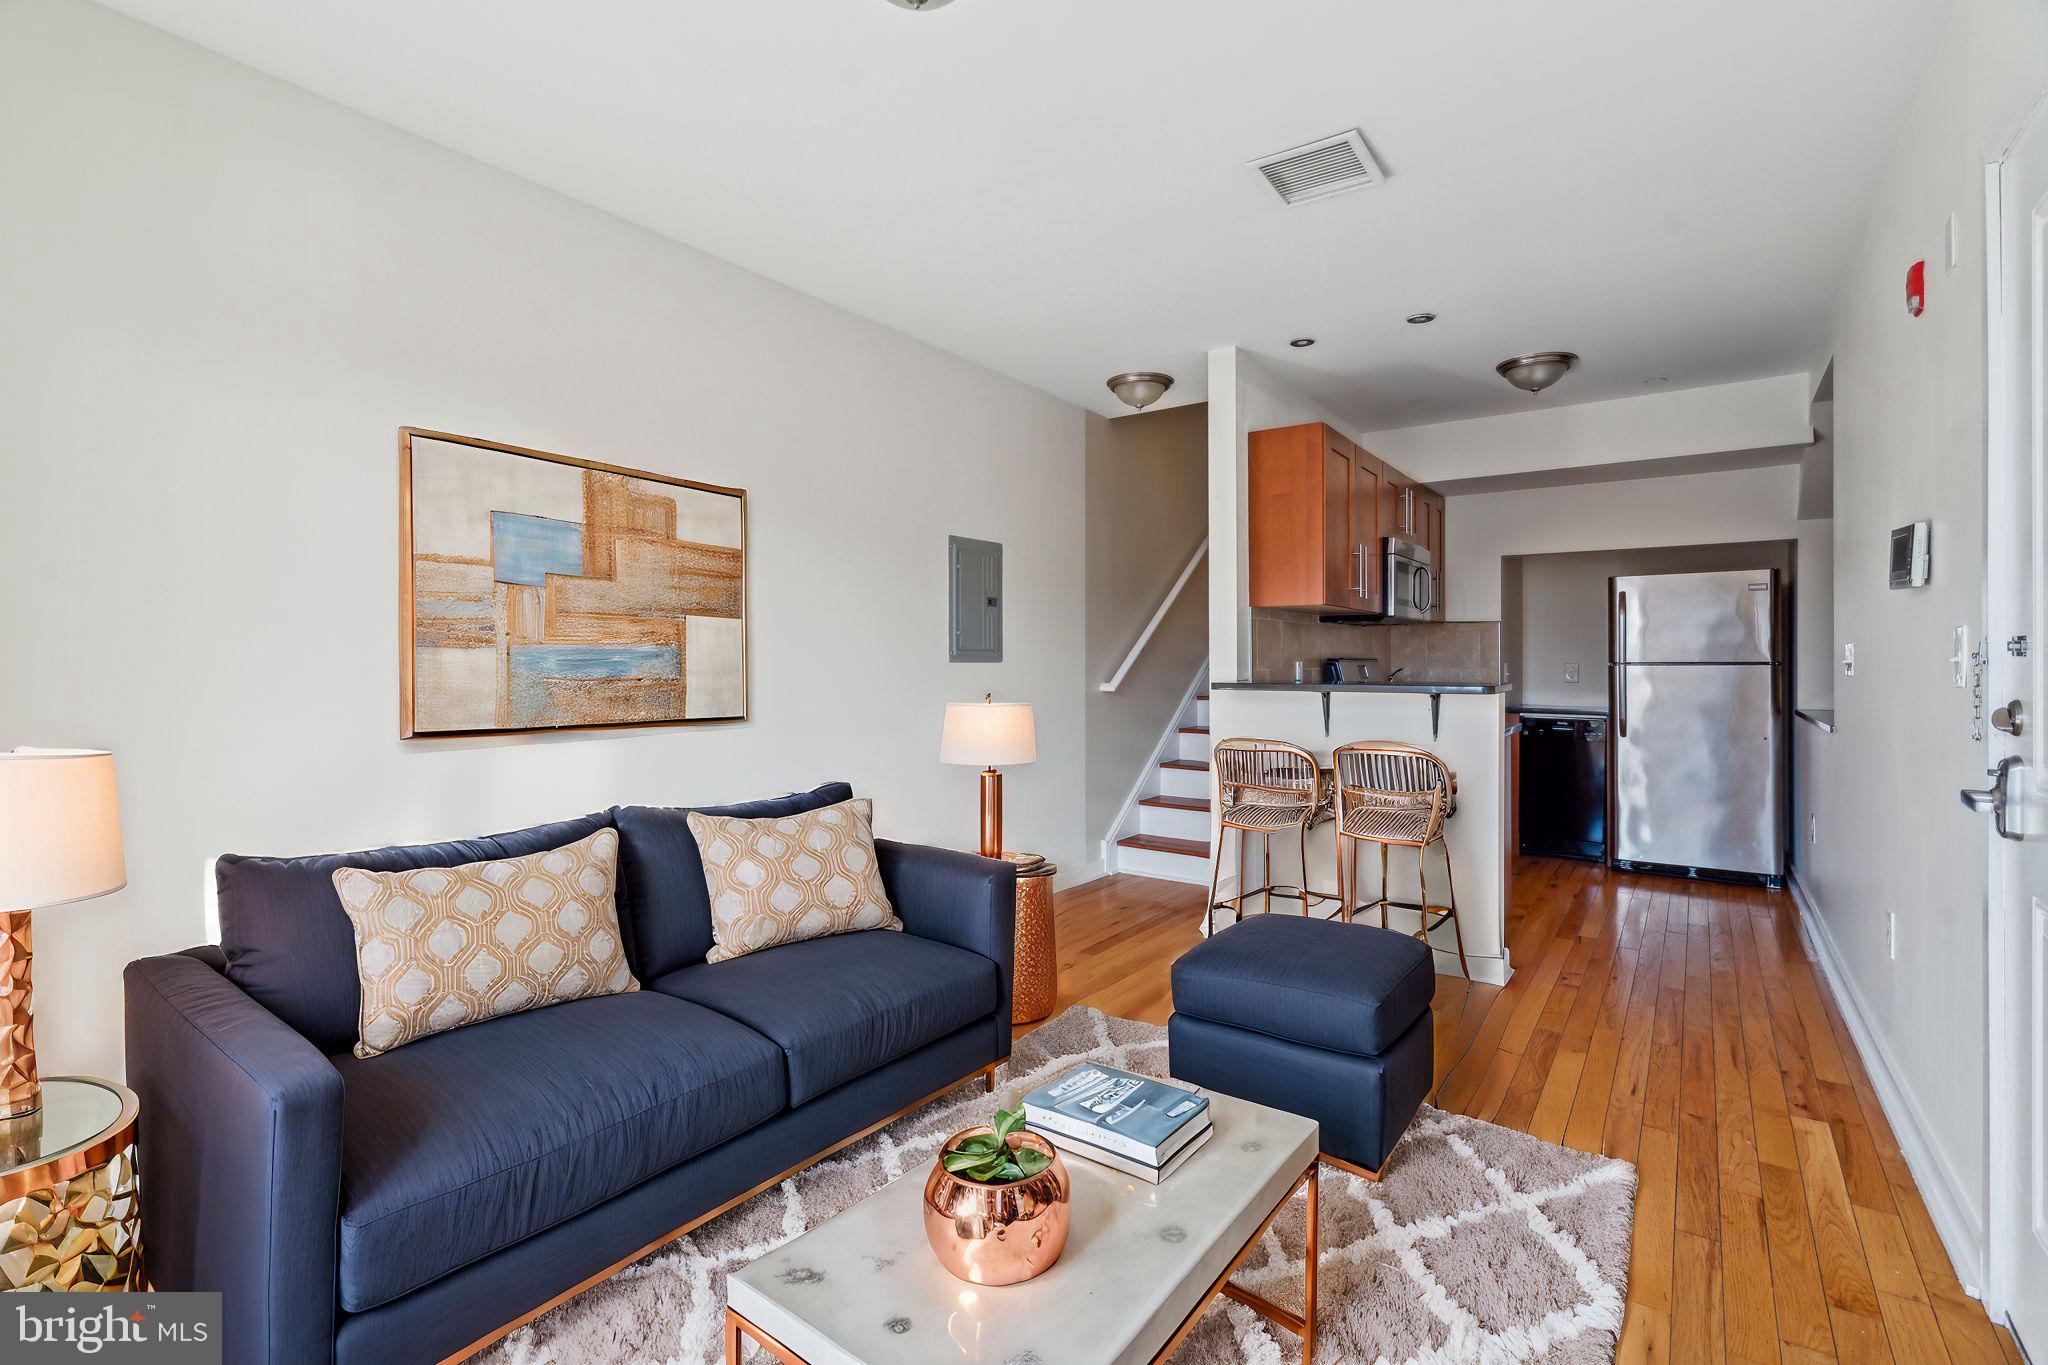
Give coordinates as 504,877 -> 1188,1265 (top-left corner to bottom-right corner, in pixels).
1907,259 -> 1926,316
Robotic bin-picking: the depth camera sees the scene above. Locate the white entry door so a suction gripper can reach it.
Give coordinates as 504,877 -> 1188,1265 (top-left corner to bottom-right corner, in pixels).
1979,94 -> 2048,1357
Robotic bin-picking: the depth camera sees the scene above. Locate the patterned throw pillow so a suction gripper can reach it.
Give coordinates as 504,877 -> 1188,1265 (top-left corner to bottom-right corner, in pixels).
330,827 -> 638,1058
688,798 -> 901,963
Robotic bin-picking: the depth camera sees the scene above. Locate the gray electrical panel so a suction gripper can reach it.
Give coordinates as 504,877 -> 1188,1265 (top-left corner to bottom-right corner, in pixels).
949,536 -> 1003,663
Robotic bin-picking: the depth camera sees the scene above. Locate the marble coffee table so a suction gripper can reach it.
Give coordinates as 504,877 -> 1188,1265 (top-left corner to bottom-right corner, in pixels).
724,1090 -> 1320,1365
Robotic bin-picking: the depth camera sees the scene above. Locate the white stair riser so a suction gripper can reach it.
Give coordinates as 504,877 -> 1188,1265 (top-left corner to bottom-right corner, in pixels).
1157,766 -> 1210,800
1191,699 -> 1209,727
1114,843 -> 1212,884
1138,804 -> 1210,840
1174,731 -> 1211,762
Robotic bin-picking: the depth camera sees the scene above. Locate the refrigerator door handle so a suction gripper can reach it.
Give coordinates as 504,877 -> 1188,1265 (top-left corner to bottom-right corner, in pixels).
1615,590 -> 1628,738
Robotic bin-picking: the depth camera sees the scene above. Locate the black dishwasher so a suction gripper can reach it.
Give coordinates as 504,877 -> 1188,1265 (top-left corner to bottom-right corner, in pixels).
1518,713 -> 1608,861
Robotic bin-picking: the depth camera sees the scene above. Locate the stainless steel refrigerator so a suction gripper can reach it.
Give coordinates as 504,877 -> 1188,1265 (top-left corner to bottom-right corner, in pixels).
1608,569 -> 1785,884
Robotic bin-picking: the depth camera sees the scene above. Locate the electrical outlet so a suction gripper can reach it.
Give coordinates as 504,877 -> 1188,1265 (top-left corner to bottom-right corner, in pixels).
1843,642 -> 1856,677
1886,910 -> 1897,961
1809,814 -> 1817,847
1564,662 -> 1580,684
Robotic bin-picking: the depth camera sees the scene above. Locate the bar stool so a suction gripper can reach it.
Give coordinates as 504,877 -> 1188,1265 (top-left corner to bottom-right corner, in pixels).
1332,741 -> 1470,977
1206,738 -> 1338,933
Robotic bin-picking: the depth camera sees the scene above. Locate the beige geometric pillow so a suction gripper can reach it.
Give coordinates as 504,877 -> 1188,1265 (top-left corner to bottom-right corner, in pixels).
688,797 -> 900,963
330,827 -> 638,1058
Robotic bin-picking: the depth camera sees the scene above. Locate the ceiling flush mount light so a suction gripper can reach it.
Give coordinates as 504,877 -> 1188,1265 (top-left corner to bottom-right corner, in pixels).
1644,376 -> 1669,386
1107,372 -> 1174,411
1495,351 -> 1579,395
1406,312 -> 1437,325
1289,337 -> 1316,348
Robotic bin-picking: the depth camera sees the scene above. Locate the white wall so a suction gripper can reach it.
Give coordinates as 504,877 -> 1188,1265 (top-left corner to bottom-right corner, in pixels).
1361,373 -> 1814,486
1793,0 -> 2048,1290
0,0 -> 1089,1081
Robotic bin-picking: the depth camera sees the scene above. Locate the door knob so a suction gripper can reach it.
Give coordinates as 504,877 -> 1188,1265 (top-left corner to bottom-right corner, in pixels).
1993,699 -> 2025,736
1961,755 -> 2023,840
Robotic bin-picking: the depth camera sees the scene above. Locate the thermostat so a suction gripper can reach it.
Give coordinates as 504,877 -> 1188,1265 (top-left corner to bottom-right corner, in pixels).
1889,522 -> 1930,589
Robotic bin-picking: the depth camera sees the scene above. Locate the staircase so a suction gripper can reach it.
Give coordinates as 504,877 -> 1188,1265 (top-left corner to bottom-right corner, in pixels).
1110,681 -> 1214,883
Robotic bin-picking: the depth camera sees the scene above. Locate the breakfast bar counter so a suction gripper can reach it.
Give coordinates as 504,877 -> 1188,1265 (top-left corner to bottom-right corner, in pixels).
1204,682 -> 1514,984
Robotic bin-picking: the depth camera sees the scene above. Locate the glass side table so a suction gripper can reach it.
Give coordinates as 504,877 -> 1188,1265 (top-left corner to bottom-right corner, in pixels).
0,1076 -> 141,1290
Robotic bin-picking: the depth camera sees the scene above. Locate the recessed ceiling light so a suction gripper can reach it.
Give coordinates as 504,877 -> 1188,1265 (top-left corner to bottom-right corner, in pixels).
1289,337 -> 1316,348
1643,376 -> 1669,385
885,0 -> 955,9
1406,312 -> 1437,325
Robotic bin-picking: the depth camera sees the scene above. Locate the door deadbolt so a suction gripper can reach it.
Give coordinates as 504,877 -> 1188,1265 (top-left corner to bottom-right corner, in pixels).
1994,700 -> 2025,736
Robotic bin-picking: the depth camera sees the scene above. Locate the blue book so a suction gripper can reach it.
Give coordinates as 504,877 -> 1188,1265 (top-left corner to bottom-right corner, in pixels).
1022,1064 -> 1210,1162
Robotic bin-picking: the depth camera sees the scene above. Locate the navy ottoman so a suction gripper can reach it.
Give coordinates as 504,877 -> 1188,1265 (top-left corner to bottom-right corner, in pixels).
1168,915 -> 1435,1178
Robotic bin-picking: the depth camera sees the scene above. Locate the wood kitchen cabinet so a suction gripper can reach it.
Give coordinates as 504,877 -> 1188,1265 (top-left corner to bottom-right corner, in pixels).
1415,487 -> 1446,618
1248,422 -> 1378,613
1249,422 -> 1445,617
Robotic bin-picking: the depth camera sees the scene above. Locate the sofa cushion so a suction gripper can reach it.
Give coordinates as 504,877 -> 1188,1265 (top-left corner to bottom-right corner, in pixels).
332,828 -> 638,1058
614,782 -> 852,980
1170,915 -> 1435,1057
332,990 -> 785,1312
217,811 -> 616,1053
651,930 -> 998,1105
691,798 -> 900,963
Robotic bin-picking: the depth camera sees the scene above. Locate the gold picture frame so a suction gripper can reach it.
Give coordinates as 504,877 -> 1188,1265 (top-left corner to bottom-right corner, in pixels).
398,427 -> 748,738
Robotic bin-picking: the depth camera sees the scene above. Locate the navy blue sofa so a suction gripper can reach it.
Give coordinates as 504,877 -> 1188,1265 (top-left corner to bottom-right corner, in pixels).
122,783 -> 1015,1365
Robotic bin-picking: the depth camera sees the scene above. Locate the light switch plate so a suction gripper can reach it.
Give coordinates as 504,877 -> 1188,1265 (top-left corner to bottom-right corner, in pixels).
1843,642 -> 1856,677
1944,211 -> 1959,274
1564,662 -> 1580,684
1953,625 -> 1969,686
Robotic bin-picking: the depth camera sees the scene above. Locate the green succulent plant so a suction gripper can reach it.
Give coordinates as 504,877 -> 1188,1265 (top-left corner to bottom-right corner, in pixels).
940,1107 -> 1054,1184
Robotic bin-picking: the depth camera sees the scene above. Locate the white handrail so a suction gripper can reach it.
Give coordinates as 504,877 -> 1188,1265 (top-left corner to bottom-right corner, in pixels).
1099,539 -> 1208,693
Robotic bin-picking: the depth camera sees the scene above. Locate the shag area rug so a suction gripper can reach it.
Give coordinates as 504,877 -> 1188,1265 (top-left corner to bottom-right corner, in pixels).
482,1007 -> 1636,1365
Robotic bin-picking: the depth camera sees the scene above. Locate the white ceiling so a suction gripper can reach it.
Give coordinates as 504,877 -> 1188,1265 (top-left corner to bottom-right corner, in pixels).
98,0 -> 1951,429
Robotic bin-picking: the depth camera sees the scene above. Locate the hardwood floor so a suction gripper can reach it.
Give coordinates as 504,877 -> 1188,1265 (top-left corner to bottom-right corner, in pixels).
1033,860 -> 2024,1365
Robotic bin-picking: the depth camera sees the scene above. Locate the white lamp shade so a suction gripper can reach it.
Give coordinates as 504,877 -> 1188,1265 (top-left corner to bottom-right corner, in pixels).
0,748 -> 126,912
940,701 -> 1037,767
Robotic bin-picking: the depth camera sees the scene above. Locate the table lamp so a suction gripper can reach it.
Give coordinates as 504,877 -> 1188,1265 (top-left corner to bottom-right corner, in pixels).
940,696 -> 1036,858
0,748 -> 125,1119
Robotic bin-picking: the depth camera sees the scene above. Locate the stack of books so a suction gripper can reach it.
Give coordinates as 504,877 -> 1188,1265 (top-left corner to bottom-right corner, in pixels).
1021,1063 -> 1212,1183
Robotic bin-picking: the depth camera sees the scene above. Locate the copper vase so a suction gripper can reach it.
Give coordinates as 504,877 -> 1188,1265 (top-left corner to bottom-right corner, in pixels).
922,1126 -> 1070,1285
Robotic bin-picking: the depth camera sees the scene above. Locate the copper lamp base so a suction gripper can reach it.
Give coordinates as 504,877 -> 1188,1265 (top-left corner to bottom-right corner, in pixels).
978,768 -> 1004,859
0,911 -> 39,1120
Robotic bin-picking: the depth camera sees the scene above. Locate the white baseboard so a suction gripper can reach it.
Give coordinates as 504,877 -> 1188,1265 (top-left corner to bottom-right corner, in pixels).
1788,871 -> 1987,1296
1054,858 -> 1108,892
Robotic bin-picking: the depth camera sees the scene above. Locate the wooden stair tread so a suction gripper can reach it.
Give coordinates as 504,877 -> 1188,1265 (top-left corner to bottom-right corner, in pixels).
1117,834 -> 1210,857
1160,758 -> 1210,771
1140,795 -> 1211,812
1178,725 -> 1210,734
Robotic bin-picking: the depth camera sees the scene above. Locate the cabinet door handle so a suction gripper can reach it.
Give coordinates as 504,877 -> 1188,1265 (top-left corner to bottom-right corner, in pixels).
1353,546 -> 1367,596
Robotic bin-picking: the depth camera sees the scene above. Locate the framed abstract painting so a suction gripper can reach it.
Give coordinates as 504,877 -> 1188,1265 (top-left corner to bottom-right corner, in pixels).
398,428 -> 747,737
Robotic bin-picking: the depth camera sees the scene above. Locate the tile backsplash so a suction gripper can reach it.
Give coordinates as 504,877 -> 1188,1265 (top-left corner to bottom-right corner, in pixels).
1250,611 -> 1502,686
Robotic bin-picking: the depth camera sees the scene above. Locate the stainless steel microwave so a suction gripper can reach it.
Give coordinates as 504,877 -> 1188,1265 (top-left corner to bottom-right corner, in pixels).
1384,537 -> 1434,621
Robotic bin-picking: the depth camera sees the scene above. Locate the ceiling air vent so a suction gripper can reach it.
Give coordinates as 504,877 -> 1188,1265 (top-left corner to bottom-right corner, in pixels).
1247,130 -> 1386,207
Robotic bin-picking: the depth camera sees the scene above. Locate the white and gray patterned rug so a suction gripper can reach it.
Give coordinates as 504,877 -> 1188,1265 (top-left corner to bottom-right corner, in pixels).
481,1006 -> 1636,1365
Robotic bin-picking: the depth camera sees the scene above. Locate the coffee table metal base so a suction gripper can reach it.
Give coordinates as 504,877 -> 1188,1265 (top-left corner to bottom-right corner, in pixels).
725,1157 -> 1319,1365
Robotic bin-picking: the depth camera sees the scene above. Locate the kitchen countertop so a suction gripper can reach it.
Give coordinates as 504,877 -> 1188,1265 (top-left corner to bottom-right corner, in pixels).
1215,681 -> 1511,696
1509,704 -> 1609,718
1795,708 -> 1836,733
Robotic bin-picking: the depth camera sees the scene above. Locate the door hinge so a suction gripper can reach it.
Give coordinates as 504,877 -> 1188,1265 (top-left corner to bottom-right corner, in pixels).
2008,635 -> 2030,658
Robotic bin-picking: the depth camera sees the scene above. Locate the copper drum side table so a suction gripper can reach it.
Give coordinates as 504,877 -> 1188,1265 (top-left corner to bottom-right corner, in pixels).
0,1076 -> 141,1290
1005,852 -> 1058,1024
